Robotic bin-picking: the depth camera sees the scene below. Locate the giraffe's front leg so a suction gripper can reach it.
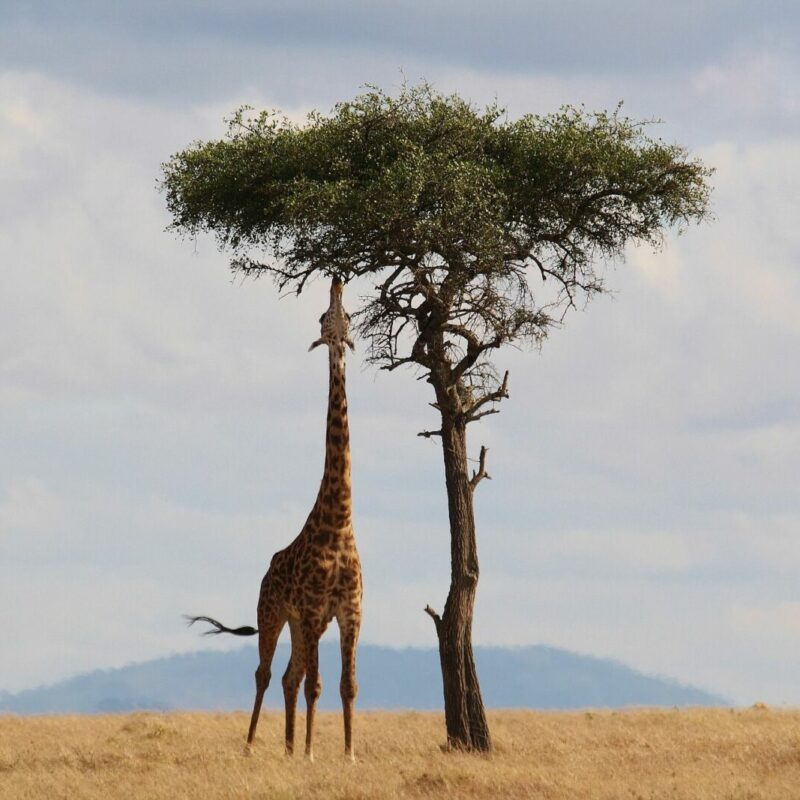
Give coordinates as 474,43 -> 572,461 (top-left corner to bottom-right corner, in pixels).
337,609 -> 361,761
302,626 -> 323,761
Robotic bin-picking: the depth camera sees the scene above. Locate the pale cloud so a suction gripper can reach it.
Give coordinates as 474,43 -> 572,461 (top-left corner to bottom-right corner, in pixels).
544,527 -> 715,574
692,52 -> 800,122
732,602 -> 800,637
0,478 -> 62,542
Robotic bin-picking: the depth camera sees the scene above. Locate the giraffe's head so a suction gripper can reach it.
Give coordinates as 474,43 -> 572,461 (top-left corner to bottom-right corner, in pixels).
308,277 -> 355,353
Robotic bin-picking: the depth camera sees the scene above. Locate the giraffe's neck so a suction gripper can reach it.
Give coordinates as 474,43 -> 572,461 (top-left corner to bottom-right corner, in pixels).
314,342 -> 352,523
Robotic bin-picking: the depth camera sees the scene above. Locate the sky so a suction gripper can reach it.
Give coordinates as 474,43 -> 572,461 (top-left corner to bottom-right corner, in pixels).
1,1 -> 799,705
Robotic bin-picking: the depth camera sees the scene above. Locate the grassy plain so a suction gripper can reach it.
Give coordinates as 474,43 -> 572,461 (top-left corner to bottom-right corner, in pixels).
1,707 -> 799,799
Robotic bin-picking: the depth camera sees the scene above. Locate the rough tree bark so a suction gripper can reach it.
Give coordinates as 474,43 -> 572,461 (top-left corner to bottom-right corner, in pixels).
424,373 -> 494,752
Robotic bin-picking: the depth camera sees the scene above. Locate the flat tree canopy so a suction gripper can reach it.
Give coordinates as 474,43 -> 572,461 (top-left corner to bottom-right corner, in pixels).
162,84 -> 712,751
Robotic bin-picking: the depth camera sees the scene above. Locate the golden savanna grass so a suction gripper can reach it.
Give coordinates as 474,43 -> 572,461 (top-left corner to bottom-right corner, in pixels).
2,708 -> 799,799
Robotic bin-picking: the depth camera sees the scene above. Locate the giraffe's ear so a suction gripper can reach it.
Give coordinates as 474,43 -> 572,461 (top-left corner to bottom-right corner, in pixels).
308,338 -> 325,351
345,337 -> 356,353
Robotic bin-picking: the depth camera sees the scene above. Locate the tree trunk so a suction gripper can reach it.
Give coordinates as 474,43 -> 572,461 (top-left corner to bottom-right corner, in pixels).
431,414 -> 492,752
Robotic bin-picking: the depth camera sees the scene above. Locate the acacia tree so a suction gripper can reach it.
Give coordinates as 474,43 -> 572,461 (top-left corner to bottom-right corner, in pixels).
162,84 -> 712,751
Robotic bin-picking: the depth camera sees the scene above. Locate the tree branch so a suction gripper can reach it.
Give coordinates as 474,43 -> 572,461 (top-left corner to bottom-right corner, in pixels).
441,323 -> 482,351
469,445 -> 491,491
452,335 -> 503,384
468,408 -> 501,423
381,355 -> 419,372
466,371 -> 509,423
537,186 -> 630,245
418,429 -> 443,439
424,604 -> 442,634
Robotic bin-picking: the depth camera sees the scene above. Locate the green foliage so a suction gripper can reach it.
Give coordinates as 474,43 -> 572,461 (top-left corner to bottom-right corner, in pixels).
162,83 -> 712,403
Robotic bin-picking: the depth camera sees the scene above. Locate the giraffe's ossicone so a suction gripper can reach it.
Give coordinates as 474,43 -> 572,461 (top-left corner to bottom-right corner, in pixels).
187,277 -> 362,761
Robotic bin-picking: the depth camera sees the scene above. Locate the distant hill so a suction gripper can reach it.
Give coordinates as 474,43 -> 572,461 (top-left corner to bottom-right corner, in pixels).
0,643 -> 726,714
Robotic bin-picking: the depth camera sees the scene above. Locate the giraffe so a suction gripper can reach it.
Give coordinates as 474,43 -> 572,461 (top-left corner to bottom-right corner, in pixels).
188,277 -> 362,761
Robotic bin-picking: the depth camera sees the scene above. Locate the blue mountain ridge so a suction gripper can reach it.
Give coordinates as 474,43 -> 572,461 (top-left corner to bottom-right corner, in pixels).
0,642 -> 726,715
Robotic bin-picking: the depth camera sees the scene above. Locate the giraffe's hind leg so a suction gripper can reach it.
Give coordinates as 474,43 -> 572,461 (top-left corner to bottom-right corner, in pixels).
337,610 -> 361,760
281,617 -> 306,756
247,604 -> 285,746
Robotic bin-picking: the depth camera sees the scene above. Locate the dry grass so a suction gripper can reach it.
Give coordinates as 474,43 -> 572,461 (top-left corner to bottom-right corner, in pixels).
1,707 -> 799,799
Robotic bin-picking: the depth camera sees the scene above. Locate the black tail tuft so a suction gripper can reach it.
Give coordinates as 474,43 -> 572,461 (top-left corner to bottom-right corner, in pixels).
184,615 -> 258,636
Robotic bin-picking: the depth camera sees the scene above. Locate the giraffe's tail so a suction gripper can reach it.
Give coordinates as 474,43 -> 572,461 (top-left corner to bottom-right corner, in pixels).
184,615 -> 258,636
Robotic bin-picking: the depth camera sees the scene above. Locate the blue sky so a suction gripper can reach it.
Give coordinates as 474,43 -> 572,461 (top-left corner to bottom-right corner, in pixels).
1,2 -> 799,704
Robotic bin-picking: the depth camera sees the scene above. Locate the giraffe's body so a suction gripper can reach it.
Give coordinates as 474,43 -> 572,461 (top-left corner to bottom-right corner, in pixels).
190,278 -> 361,760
